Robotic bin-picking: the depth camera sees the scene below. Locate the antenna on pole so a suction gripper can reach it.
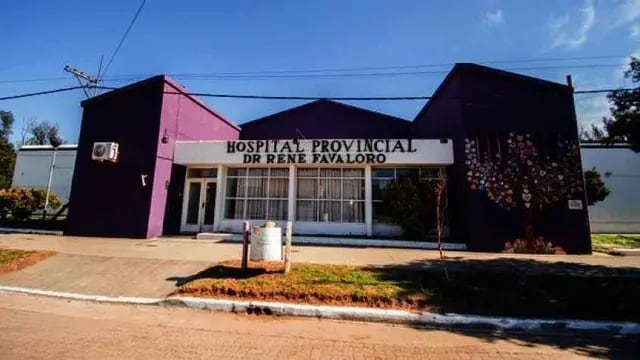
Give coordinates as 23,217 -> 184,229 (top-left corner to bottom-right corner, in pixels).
63,65 -> 100,98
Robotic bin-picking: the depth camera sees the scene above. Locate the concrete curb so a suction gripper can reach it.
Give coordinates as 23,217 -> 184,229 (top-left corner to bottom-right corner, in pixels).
1,285 -> 639,335
196,232 -> 468,250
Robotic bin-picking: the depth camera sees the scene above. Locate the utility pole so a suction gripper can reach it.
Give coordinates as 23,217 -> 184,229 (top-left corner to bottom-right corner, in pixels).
63,65 -> 100,98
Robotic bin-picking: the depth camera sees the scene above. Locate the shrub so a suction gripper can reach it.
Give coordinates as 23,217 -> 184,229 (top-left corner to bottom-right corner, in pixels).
0,188 -> 61,221
584,168 -> 611,205
382,176 -> 437,239
503,237 -> 566,255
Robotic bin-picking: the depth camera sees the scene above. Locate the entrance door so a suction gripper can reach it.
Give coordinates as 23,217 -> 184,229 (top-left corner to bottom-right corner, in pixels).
182,179 -> 217,233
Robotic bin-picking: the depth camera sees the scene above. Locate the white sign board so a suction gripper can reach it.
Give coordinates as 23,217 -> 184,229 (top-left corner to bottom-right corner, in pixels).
568,199 -> 584,210
174,139 -> 454,165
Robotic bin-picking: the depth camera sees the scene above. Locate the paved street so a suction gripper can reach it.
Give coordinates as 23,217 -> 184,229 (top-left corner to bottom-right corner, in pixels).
0,293 -> 637,359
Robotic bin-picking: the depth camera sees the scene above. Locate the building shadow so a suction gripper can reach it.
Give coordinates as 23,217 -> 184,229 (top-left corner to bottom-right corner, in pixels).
166,256 -> 639,357
166,264 -> 270,286
423,325 -> 639,359
366,257 -> 640,358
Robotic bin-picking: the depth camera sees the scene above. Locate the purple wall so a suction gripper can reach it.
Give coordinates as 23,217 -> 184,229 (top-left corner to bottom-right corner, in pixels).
150,80 -> 240,237
66,76 -> 240,239
413,64 -> 591,253
66,77 -> 164,238
240,99 -> 411,140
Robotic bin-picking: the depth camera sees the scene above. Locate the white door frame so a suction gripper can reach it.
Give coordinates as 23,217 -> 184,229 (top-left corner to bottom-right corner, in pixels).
180,177 -> 218,233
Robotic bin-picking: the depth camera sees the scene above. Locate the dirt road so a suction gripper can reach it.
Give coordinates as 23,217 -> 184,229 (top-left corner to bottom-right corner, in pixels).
0,293 -> 637,359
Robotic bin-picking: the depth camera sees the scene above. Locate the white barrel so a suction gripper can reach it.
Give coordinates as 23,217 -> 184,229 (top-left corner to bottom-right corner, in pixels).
250,227 -> 282,261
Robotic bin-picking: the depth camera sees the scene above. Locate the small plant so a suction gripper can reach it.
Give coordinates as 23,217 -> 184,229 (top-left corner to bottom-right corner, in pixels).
0,188 -> 61,221
503,237 -> 566,255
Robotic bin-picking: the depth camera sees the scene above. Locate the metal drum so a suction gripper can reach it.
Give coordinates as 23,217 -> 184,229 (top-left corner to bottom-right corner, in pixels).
249,226 -> 282,261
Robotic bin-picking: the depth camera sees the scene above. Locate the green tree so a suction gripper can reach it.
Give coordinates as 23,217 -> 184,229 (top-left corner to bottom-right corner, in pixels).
0,111 -> 16,189
26,121 -> 64,147
383,176 -> 437,239
603,57 -> 640,151
584,168 -> 611,206
580,124 -> 607,143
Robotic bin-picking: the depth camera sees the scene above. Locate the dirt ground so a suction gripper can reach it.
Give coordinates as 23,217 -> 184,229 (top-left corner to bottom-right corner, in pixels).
0,292 -> 637,359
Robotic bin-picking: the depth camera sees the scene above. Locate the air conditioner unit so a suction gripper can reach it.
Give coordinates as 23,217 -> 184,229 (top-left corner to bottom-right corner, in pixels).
91,142 -> 119,162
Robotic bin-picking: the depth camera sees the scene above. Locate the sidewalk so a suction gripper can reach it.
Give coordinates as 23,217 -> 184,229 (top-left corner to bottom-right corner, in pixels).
2,233 -> 640,267
1,233 -> 639,298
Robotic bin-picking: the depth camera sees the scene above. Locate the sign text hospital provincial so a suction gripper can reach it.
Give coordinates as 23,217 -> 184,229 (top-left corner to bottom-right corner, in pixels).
226,139 -> 418,164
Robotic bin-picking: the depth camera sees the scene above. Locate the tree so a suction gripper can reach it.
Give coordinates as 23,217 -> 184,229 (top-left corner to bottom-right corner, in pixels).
602,56 -> 640,151
25,121 -> 64,147
383,176 -> 437,239
580,124 -> 607,143
0,111 -> 16,189
465,133 -> 584,253
584,168 -> 611,205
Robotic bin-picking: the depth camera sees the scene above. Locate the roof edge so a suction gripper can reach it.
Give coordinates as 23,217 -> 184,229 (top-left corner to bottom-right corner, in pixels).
162,76 -> 241,131
241,98 -> 411,128
413,63 -> 573,122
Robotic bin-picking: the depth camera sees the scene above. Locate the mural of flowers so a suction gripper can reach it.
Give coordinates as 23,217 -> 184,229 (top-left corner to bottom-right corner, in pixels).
464,133 -> 585,252
465,133 -> 583,211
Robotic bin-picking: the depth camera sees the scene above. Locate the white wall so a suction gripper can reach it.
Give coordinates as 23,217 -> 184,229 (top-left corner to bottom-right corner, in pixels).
581,145 -> 640,233
11,146 -> 77,205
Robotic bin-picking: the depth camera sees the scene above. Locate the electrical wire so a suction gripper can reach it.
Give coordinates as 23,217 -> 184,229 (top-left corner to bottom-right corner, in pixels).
0,85 -> 633,102
99,0 -> 147,80
0,55 -> 631,84
0,86 -> 85,101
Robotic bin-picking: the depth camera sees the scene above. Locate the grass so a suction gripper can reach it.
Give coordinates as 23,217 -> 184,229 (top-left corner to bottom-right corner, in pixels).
172,259 -> 640,321
174,260 -> 411,308
591,234 -> 640,253
0,248 -> 54,274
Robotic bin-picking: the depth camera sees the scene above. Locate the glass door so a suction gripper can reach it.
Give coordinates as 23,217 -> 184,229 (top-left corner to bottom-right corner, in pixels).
181,168 -> 219,233
201,181 -> 217,232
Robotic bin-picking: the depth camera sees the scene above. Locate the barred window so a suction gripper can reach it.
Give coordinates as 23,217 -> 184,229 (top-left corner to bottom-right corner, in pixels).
296,168 -> 365,223
224,167 -> 289,220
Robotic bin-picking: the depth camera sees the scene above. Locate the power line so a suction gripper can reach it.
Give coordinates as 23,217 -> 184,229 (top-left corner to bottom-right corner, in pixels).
0,86 -> 85,101
1,85 -> 633,102
99,0 -> 147,80
151,55 -> 631,76
0,57 -> 630,84
113,63 -> 624,81
96,86 -> 632,100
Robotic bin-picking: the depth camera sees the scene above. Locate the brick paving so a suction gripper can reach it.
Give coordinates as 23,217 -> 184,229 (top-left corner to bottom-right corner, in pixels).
2,293 -> 630,359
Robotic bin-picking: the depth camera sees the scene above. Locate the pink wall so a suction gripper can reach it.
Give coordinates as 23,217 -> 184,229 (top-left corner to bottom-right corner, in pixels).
146,78 -> 240,237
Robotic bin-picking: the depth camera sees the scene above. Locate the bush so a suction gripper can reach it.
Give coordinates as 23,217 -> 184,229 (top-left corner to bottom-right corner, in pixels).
0,188 -> 61,221
503,238 -> 566,255
584,168 -> 611,205
382,176 -> 437,239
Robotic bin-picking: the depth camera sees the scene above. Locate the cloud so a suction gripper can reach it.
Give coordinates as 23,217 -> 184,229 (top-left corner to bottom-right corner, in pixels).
575,94 -> 610,127
613,0 -> 640,37
550,0 -> 596,49
615,0 -> 640,26
483,9 -> 504,27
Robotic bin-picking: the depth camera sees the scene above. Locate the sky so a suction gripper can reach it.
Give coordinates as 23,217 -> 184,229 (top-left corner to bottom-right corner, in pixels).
1,0 -> 639,144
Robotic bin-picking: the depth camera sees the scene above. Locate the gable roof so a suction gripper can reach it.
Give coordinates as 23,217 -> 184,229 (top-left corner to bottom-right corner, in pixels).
413,63 -> 573,122
82,75 -> 240,131
241,98 -> 410,127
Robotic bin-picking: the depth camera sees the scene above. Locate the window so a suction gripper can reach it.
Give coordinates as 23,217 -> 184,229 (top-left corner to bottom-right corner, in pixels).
224,167 -> 289,220
187,168 -> 217,178
296,168 -> 365,223
372,167 -> 442,224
